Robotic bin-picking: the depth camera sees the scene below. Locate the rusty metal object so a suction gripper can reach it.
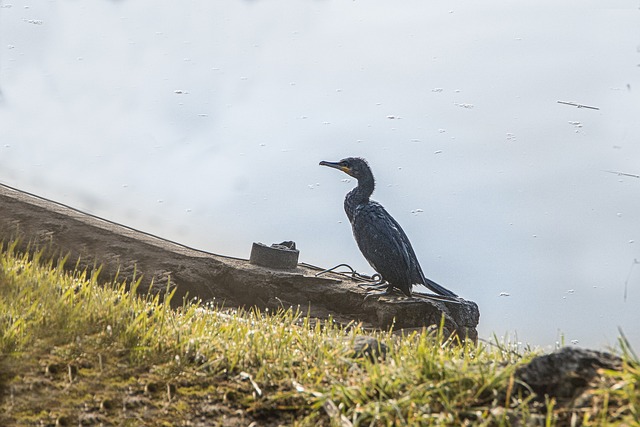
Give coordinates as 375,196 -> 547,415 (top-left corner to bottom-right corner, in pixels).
249,241 -> 299,270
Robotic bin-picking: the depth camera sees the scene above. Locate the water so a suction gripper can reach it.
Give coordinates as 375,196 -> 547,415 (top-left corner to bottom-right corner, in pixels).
1,0 -> 639,350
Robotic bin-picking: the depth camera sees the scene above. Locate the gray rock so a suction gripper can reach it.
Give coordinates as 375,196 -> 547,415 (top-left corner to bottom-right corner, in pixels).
351,336 -> 388,361
515,346 -> 623,400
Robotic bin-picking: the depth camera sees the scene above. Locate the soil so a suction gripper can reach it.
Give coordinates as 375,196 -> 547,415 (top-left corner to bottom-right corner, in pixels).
0,334 -> 318,427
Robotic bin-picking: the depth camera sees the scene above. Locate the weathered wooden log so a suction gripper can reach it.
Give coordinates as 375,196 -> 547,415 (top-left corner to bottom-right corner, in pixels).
0,183 -> 480,340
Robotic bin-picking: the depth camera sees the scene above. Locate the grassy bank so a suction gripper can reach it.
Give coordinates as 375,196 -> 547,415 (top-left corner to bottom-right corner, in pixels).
0,244 -> 638,426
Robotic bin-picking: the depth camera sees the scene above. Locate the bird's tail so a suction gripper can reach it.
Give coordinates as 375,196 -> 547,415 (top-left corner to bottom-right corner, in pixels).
421,275 -> 458,298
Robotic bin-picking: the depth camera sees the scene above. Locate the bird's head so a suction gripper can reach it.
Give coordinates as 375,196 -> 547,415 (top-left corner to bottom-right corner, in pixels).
319,157 -> 371,180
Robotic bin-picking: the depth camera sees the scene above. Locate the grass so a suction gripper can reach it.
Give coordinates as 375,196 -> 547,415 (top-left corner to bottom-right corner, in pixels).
0,242 -> 638,426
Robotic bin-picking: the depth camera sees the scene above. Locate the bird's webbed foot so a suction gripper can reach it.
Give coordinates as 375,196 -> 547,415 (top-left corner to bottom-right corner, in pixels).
363,285 -> 396,301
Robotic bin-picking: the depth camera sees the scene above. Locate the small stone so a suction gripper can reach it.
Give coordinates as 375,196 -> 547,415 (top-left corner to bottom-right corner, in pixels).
351,335 -> 387,361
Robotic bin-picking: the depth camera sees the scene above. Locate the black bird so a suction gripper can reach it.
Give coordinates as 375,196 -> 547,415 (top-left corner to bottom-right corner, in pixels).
320,157 -> 457,298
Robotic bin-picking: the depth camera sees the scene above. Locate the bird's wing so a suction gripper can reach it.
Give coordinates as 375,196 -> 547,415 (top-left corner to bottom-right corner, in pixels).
352,202 -> 414,290
362,202 -> 457,297
387,214 -> 458,297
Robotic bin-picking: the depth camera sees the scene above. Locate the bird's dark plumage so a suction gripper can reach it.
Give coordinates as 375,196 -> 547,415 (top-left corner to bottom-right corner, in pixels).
320,157 -> 457,298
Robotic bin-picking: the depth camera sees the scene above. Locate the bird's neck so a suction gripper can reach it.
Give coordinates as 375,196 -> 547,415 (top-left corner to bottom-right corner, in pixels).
352,177 -> 375,203
344,175 -> 375,220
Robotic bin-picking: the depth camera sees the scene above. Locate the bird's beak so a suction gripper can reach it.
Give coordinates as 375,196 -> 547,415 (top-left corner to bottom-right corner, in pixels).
320,160 -> 350,174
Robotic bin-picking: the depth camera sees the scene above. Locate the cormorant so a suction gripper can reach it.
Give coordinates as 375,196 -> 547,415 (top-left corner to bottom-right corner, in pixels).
320,157 -> 457,298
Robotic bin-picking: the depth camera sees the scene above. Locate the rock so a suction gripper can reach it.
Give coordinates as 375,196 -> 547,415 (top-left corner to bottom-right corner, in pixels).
0,183 -> 480,338
515,347 -> 623,400
351,336 -> 388,361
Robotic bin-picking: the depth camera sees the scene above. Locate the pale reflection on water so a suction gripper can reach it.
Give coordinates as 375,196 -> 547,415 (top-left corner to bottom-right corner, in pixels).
0,0 -> 639,350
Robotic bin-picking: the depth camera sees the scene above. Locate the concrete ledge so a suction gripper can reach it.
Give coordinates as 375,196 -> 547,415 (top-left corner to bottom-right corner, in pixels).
0,183 -> 480,340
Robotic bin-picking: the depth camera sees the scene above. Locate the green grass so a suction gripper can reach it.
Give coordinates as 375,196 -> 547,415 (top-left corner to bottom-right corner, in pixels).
0,242 -> 638,426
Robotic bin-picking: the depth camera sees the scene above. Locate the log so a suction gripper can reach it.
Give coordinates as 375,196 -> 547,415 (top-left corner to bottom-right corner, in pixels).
0,183 -> 480,340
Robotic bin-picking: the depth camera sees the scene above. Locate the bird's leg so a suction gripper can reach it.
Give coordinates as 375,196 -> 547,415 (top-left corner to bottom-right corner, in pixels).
363,284 -> 396,301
